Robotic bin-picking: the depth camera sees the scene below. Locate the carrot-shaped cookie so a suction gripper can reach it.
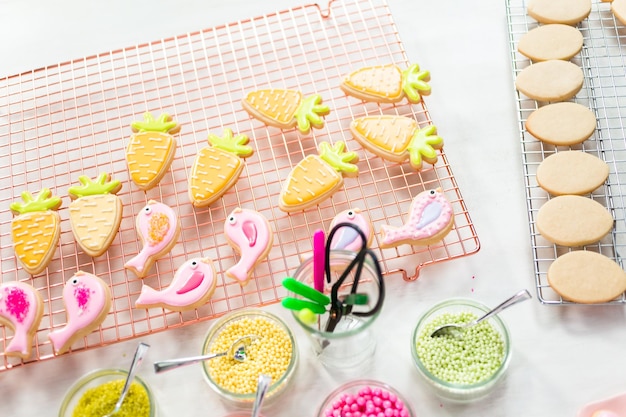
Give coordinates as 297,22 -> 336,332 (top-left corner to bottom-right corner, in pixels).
10,188 -> 62,275
340,63 -> 431,104
242,89 -> 330,135
350,115 -> 443,170
279,141 -> 358,212
188,129 -> 253,208
126,112 -> 180,190
68,173 -> 123,257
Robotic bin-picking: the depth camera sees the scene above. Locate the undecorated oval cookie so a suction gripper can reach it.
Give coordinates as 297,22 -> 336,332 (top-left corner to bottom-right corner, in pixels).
536,151 -> 609,195
518,24 -> 583,61
548,251 -> 626,303
612,0 -> 626,26
536,195 -> 613,246
515,60 -> 583,102
525,102 -> 595,145
527,0 -> 591,25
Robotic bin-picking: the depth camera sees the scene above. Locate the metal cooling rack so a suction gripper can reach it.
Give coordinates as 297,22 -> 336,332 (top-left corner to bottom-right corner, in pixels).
0,0 -> 479,370
506,0 -> 626,305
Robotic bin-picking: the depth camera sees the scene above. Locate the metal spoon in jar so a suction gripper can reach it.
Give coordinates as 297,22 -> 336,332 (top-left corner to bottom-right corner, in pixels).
251,374 -> 272,417
103,342 -> 151,417
153,335 -> 258,373
430,289 -> 532,338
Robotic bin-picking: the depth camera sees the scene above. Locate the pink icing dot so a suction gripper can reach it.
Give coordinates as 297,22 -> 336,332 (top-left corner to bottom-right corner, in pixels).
74,285 -> 91,311
4,287 -> 30,323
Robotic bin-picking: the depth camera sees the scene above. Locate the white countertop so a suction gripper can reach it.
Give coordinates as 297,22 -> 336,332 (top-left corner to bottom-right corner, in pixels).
1,0 -> 626,416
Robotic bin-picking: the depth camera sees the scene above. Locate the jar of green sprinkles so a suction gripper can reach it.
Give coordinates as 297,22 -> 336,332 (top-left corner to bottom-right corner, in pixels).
59,368 -> 155,417
410,298 -> 512,402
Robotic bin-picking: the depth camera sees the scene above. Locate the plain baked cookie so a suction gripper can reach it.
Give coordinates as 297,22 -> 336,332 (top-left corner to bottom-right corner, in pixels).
525,102 -> 596,145
612,0 -> 626,26
517,24 -> 584,61
548,251 -> 626,303
527,0 -> 592,25
515,60 -> 583,102
536,151 -> 609,195
536,195 -> 613,246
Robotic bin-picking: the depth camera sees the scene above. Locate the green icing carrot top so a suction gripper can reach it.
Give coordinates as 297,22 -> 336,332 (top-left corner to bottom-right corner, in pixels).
401,63 -> 431,103
131,112 -> 179,133
10,188 -> 62,215
319,141 -> 359,175
408,125 -> 443,170
207,128 -> 253,157
68,173 -> 122,199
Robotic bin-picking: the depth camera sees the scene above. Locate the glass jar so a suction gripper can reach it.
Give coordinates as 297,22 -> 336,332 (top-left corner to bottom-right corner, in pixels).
201,309 -> 298,408
59,368 -> 156,417
410,298 -> 512,402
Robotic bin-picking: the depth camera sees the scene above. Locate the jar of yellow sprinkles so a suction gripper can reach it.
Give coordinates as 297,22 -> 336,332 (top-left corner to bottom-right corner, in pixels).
201,309 -> 298,407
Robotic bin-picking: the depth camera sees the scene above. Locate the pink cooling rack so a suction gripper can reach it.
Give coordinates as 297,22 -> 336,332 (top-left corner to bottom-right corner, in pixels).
0,0 -> 479,370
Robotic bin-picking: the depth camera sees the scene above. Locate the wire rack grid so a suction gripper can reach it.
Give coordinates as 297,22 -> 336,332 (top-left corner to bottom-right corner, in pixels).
0,0 -> 479,370
506,0 -> 626,305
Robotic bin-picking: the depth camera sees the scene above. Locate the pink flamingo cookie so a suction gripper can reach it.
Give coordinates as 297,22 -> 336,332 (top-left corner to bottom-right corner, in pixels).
135,257 -> 217,311
224,208 -> 273,286
48,271 -> 111,355
379,188 -> 454,248
329,208 -> 374,251
125,200 -> 181,278
0,281 -> 44,360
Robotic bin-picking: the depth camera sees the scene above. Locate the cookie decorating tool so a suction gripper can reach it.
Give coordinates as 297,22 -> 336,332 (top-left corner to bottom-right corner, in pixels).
153,335 -> 258,373
430,289 -> 531,338
313,229 -> 326,293
251,374 -> 271,417
103,342 -> 150,417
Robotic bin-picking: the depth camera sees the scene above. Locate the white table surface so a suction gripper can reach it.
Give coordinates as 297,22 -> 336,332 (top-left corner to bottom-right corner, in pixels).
1,0 -> 626,416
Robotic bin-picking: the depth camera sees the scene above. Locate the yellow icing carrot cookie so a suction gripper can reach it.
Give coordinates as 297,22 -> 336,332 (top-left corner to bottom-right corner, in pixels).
68,173 -> 123,257
242,89 -> 330,135
340,63 -> 431,104
126,112 -> 180,190
279,141 -> 358,212
10,188 -> 62,275
350,115 -> 443,170
188,129 -> 253,208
